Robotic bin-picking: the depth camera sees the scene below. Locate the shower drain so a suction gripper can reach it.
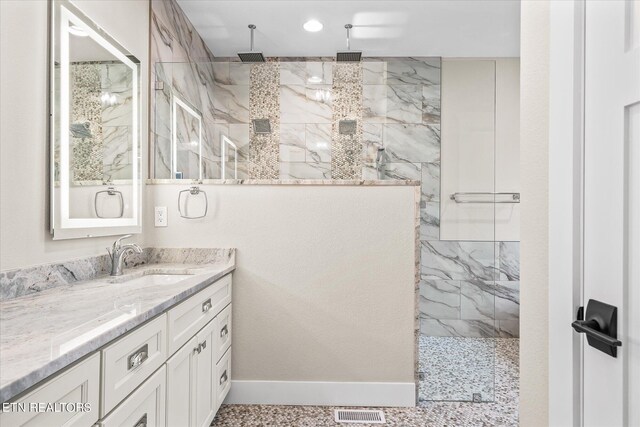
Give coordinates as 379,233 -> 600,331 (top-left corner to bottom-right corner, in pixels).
335,409 -> 386,424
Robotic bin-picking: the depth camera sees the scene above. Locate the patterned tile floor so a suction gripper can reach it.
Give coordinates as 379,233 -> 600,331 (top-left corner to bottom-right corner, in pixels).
419,337 -> 499,402
212,339 -> 519,426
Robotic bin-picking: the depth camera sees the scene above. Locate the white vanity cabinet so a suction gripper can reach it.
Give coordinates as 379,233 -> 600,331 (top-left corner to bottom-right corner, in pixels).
167,274 -> 232,355
101,315 -> 167,416
0,353 -> 101,427
100,367 -> 166,427
166,295 -> 232,427
1,273 -> 232,427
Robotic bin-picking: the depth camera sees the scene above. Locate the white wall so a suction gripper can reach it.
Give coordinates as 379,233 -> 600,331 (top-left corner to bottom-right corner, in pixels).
440,58 -> 520,241
0,0 -> 148,271
520,1 -> 550,425
146,184 -> 417,387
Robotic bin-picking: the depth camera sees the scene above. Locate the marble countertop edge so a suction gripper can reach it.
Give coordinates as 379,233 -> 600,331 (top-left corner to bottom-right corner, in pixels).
0,264 -> 235,404
145,178 -> 421,186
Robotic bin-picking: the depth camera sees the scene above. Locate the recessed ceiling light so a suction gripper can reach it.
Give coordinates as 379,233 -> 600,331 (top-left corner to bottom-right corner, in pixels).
68,25 -> 88,37
303,20 -> 323,32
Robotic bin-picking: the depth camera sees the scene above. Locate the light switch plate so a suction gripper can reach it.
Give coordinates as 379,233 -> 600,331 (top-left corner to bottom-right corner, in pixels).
154,206 -> 167,227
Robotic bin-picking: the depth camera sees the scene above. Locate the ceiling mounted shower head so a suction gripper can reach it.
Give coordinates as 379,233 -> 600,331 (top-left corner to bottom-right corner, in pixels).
336,24 -> 362,62
238,24 -> 265,63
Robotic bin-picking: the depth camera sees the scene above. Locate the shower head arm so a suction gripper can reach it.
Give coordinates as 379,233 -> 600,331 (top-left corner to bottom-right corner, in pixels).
345,24 -> 353,51
248,24 -> 256,51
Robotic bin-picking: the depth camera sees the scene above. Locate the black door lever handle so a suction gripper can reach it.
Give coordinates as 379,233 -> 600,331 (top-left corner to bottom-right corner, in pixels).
571,320 -> 622,347
571,299 -> 622,357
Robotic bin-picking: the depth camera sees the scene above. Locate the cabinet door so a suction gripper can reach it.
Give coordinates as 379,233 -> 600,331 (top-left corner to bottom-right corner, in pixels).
166,336 -> 198,427
100,366 -> 166,427
194,320 -> 216,427
215,347 -> 231,413
215,304 -> 232,363
0,354 -> 100,427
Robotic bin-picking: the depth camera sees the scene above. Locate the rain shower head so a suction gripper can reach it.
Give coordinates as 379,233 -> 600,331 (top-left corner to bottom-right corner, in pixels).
238,51 -> 265,63
336,51 -> 362,62
336,24 -> 362,62
238,24 -> 265,63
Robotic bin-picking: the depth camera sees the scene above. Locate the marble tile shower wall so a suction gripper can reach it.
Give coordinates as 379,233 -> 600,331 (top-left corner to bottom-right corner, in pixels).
420,241 -> 520,338
69,63 -> 133,182
150,0 -> 217,178
149,0 -> 520,336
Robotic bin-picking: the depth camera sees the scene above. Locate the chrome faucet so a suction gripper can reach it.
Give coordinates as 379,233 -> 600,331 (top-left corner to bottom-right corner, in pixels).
108,235 -> 143,276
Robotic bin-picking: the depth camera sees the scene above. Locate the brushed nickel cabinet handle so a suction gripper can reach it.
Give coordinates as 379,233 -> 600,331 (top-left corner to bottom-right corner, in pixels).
220,324 -> 229,338
219,370 -> 228,385
133,413 -> 147,427
127,344 -> 149,370
202,299 -> 212,313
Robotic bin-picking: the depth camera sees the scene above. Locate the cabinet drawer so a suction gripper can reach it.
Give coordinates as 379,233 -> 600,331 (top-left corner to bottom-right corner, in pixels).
215,347 -> 231,412
167,274 -> 232,355
100,366 -> 166,427
215,304 -> 232,363
101,314 -> 167,416
0,353 -> 100,427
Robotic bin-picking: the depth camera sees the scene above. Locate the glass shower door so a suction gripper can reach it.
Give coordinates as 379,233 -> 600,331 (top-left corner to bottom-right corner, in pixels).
419,58 -> 520,404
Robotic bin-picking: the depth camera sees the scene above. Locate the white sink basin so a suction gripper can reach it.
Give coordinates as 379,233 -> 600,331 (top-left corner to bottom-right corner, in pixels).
121,274 -> 193,286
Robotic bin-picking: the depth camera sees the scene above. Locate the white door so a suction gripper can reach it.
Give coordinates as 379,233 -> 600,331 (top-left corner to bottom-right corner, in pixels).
583,1 -> 640,426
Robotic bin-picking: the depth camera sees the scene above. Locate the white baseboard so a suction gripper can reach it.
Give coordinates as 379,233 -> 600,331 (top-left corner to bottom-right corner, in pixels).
224,380 -> 416,407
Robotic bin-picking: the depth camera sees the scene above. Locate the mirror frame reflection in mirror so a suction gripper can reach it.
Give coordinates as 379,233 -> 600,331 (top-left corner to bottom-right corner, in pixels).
221,135 -> 238,179
171,95 -> 203,181
49,0 -> 142,240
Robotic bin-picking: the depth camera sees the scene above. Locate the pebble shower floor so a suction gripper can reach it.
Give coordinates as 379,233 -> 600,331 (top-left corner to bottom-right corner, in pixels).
211,339 -> 519,426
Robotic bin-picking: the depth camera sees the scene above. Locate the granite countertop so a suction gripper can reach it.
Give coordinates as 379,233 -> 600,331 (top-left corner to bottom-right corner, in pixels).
0,260 -> 235,403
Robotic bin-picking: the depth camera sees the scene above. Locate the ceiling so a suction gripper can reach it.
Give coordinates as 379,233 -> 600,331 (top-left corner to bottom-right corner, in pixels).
177,0 -> 521,58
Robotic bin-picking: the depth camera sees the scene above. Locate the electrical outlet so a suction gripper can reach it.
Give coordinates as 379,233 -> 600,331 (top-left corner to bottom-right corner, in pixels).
154,206 -> 167,227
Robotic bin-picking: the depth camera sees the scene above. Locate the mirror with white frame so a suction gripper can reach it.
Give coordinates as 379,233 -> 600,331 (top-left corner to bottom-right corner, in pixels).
50,0 -> 141,239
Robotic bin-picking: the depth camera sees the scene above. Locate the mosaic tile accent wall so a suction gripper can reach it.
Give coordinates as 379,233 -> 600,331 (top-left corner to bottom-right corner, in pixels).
249,62 -> 280,179
71,63 -> 103,181
331,63 -> 363,179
